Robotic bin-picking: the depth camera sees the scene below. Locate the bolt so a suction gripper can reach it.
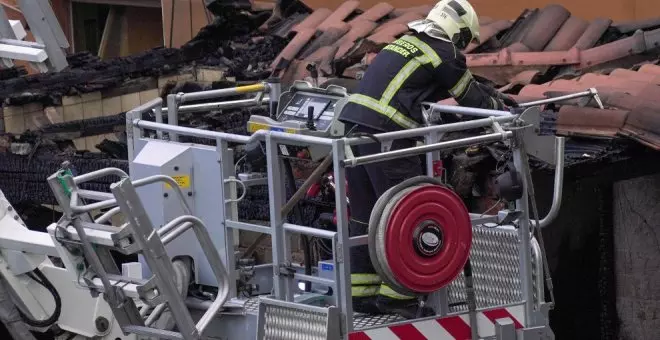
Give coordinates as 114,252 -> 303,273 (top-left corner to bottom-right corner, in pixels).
174,166 -> 179,171
7,206 -> 12,211
187,192 -> 193,197
95,316 -> 109,332
164,193 -> 169,198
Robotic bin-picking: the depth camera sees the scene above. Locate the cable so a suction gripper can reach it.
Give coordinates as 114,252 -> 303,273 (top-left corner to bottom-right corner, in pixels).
18,268 -> 62,328
224,178 -> 246,203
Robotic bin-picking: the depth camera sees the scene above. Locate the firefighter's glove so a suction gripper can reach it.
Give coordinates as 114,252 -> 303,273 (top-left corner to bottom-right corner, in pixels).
500,94 -> 518,108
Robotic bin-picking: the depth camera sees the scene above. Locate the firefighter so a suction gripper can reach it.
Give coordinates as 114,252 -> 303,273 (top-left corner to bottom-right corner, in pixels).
338,0 -> 517,318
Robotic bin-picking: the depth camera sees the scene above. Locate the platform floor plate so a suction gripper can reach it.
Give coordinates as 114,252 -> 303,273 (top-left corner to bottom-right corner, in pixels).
243,297 -> 403,330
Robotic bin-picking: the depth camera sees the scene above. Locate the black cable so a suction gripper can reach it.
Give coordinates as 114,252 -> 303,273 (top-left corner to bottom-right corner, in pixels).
282,158 -> 312,293
18,268 -> 62,328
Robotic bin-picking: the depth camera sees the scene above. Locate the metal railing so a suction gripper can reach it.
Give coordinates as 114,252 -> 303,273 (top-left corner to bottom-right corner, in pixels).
121,83 -> 600,338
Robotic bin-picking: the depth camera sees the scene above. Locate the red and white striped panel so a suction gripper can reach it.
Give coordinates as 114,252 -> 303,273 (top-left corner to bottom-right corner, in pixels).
349,305 -> 525,340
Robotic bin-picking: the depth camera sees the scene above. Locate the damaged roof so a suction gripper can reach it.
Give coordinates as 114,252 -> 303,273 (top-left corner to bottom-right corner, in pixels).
270,3 -> 660,85
265,2 -> 660,155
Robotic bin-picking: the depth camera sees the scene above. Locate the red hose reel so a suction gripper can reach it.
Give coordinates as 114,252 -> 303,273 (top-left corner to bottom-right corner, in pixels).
368,177 -> 472,295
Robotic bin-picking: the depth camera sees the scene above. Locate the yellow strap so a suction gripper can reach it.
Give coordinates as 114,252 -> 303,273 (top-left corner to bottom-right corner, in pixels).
351,273 -> 382,285
352,285 -> 380,297
348,94 -> 420,129
379,284 -> 415,300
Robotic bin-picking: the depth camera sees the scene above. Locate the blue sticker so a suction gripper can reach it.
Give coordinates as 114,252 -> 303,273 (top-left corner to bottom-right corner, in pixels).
321,263 -> 334,271
270,127 -> 285,132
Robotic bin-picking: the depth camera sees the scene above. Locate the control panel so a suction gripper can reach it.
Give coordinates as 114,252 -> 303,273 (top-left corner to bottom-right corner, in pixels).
247,81 -> 348,138
247,81 -> 349,161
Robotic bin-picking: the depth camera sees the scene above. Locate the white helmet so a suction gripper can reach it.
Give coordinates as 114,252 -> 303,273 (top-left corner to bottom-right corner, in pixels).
407,0 -> 480,49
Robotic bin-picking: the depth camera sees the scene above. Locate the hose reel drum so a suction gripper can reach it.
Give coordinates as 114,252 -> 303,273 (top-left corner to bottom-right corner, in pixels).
368,177 -> 472,295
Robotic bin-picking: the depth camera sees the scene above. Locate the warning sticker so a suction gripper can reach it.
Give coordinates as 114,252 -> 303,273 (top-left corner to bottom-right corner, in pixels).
165,175 -> 191,189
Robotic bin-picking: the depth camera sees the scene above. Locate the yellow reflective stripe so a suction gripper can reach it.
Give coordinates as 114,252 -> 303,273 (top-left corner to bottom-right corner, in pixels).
379,284 -> 415,300
352,285 -> 380,297
400,35 -> 442,67
380,58 -> 424,105
351,273 -> 382,285
348,94 -> 419,129
449,70 -> 473,97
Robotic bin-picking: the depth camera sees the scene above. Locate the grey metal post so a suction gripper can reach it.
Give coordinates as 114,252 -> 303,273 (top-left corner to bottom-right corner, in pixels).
167,94 -> 179,142
265,135 -> 288,300
423,131 -> 449,316
217,138 -> 237,299
126,110 -> 138,176
512,132 -> 535,326
0,6 -> 17,40
332,138 -> 353,336
154,105 -> 164,139
267,78 -> 281,118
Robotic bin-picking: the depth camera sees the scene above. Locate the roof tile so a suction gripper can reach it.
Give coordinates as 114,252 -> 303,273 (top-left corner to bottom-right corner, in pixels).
556,106 -> 628,138
271,29 -> 315,69
391,5 -> 432,17
292,8 -> 333,33
318,1 -> 360,31
335,20 -> 379,58
544,16 -> 589,52
367,23 -> 408,44
299,23 -> 350,59
373,11 -> 422,34
519,4 -> 570,51
351,2 -> 394,22
572,18 -> 613,50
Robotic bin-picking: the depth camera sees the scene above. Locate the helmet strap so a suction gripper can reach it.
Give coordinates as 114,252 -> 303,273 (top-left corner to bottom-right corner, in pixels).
453,27 -> 473,49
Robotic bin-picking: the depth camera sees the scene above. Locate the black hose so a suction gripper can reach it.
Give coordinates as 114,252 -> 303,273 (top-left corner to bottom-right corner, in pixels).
282,159 -> 313,292
18,268 -> 62,328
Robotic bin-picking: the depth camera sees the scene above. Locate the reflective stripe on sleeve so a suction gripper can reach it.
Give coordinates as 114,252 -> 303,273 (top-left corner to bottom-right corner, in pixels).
379,284 -> 416,300
348,94 -> 420,130
351,273 -> 382,285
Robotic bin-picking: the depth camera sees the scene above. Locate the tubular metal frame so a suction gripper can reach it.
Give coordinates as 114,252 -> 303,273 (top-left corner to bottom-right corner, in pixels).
125,92 -> 568,338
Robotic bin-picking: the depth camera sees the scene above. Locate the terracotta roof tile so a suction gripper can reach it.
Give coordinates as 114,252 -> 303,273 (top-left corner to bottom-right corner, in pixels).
335,20 -> 379,58
572,18 -> 612,50
609,68 -> 660,83
291,8 -> 333,33
465,20 -> 512,53
299,23 -> 350,59
391,5 -> 432,17
271,29 -> 315,69
519,4 -> 571,51
317,1 -> 360,31
544,16 -> 589,51
367,23 -> 409,43
351,2 -> 394,22
373,11 -> 422,34
614,17 -> 660,34
556,106 -> 628,138
637,63 -> 660,75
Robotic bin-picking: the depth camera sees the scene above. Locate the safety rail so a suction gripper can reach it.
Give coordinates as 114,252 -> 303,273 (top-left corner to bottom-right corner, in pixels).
165,79 -> 280,142
126,98 -> 571,337
48,167 -> 232,340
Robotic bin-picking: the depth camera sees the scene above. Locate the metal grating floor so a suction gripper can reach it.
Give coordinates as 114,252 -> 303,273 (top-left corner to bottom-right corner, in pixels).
243,297 -> 402,329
